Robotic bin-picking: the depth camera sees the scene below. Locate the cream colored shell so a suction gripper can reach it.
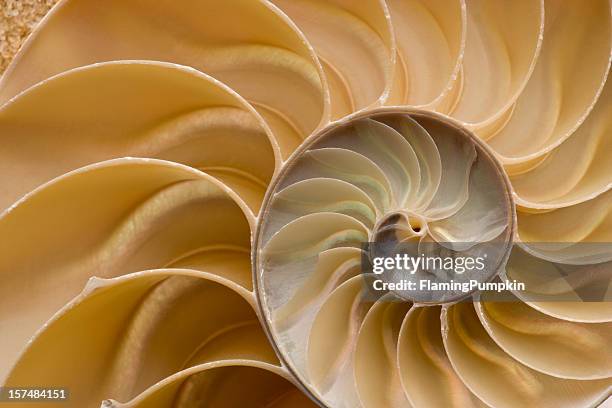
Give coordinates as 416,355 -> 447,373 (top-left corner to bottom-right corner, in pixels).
0,0 -> 610,407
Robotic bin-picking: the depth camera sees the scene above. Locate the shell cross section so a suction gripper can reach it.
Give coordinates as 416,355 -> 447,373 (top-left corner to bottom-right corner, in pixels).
254,109 -> 516,404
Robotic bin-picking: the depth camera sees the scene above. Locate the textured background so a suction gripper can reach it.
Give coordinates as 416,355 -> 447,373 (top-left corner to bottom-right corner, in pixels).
0,0 -> 58,74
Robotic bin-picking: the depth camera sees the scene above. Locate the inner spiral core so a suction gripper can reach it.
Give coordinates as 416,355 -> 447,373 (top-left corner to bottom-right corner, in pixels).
254,108 -> 515,402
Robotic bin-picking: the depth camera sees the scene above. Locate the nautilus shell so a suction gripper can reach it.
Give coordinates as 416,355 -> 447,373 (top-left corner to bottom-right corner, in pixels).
0,0 -> 610,407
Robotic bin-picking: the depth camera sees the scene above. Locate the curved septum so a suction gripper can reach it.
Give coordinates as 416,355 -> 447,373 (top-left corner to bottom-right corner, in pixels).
255,108 -> 516,404
372,210 -> 427,238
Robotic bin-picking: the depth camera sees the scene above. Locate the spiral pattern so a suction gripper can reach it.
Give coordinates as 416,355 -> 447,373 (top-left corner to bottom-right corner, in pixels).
254,109 -> 610,408
0,0 -> 611,407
